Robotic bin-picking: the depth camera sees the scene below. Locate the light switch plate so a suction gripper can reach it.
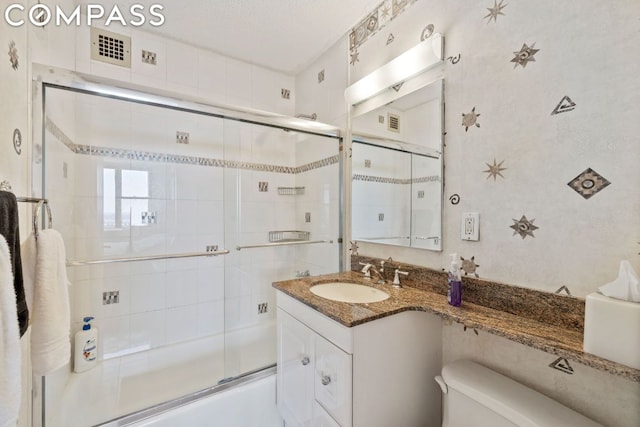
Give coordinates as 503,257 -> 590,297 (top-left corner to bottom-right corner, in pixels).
461,212 -> 480,241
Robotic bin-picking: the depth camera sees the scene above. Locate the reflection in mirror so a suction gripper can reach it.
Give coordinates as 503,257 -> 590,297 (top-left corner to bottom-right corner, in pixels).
352,141 -> 412,246
351,79 -> 443,251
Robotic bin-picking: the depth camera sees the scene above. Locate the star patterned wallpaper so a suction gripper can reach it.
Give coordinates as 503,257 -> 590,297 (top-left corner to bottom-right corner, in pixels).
346,0 -> 640,300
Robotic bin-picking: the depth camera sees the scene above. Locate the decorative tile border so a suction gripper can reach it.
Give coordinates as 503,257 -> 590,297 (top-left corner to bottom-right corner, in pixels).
46,116 -> 339,175
348,0 -> 419,52
353,174 -> 441,184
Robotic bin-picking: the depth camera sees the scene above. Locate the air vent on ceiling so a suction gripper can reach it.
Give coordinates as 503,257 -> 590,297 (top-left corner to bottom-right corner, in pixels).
387,113 -> 400,133
90,27 -> 131,68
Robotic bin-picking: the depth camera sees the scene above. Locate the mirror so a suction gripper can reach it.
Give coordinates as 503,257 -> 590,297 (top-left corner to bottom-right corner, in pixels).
350,76 -> 444,251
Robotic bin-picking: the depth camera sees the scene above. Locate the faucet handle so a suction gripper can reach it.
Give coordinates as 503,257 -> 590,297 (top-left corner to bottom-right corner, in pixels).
359,262 -> 373,277
393,269 -> 409,287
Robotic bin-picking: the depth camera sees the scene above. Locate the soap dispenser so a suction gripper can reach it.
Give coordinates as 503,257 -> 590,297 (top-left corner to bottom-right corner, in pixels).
74,316 -> 98,373
447,254 -> 462,307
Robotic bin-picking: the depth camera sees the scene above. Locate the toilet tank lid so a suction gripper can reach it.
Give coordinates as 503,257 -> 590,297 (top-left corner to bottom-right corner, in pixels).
441,360 -> 602,427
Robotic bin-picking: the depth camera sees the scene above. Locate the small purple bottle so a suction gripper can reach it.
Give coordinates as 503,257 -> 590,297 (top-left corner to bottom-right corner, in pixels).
447,253 -> 462,307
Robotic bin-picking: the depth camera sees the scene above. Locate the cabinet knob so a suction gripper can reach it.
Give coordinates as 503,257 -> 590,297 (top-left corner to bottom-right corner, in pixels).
301,356 -> 310,366
321,375 -> 331,386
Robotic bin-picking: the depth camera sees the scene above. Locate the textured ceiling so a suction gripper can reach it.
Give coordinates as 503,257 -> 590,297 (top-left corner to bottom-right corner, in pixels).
130,0 -> 381,75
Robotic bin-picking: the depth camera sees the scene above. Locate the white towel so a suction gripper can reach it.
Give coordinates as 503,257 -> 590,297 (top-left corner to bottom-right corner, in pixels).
0,235 -> 21,427
21,229 -> 70,376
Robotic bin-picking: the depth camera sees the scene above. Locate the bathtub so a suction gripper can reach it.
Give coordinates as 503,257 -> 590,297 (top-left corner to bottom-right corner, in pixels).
105,369 -> 282,427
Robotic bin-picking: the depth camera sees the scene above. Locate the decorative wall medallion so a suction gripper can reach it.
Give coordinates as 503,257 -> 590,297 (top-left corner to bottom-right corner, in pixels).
421,24 -> 435,41
449,194 -> 461,205
350,49 -> 360,65
461,256 -> 480,278
568,168 -> 611,199
391,82 -> 404,92
549,357 -> 574,375
176,131 -> 189,144
380,4 -> 391,21
33,1 -> 48,25
318,69 -> 325,83
349,11 -> 379,50
102,290 -> 120,305
8,41 -> 19,70
551,95 -> 576,115
483,158 -> 506,181
511,43 -> 539,68
462,107 -> 481,131
386,33 -> 395,45
555,285 -> 572,296
510,215 -> 538,239
447,54 -> 461,64
13,129 -> 22,155
367,15 -> 379,31
392,0 -> 412,17
258,181 -> 269,192
484,0 -> 507,24
350,241 -> 359,256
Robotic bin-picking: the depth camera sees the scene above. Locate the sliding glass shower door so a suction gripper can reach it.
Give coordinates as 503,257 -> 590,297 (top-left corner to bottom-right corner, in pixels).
38,81 -> 340,426
221,120 -> 341,379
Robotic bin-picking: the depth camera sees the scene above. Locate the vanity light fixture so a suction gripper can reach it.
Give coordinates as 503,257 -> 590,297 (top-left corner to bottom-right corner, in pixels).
345,33 -> 443,107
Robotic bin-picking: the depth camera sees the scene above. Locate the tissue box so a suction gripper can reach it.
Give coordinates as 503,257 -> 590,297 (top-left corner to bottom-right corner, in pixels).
583,292 -> 640,370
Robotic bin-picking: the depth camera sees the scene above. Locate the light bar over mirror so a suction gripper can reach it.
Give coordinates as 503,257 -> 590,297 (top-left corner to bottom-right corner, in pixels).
345,33 -> 443,108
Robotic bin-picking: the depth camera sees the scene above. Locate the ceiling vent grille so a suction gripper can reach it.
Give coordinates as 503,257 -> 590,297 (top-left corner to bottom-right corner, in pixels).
387,113 -> 400,133
91,27 -> 131,68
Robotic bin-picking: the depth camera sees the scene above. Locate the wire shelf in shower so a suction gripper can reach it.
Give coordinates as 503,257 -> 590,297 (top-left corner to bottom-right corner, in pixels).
235,239 -> 333,251
277,187 -> 305,196
268,230 -> 310,243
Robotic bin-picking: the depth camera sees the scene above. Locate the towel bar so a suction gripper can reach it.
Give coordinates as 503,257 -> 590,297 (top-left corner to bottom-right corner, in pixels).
66,249 -> 230,266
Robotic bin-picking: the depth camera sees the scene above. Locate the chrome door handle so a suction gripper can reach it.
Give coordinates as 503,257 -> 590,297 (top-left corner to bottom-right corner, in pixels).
301,357 -> 310,366
321,375 -> 331,386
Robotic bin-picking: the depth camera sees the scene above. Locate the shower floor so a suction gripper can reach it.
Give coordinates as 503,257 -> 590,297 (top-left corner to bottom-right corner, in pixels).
49,321 -> 276,427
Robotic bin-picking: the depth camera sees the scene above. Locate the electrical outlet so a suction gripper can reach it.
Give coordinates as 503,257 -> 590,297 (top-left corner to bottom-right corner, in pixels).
461,212 -> 480,241
258,302 -> 268,314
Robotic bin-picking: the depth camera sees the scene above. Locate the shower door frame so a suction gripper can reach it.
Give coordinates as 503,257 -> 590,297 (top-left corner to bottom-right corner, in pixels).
31,64 -> 345,427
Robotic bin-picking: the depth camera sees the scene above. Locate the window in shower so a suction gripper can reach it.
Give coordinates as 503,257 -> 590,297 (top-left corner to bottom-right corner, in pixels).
103,168 -> 150,229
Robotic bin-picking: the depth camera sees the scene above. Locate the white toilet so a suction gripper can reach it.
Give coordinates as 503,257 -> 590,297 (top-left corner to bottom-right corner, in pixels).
435,360 -> 603,427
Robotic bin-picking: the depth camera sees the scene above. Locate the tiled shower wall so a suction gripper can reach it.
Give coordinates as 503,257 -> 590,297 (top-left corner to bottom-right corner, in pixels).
43,87 -> 339,363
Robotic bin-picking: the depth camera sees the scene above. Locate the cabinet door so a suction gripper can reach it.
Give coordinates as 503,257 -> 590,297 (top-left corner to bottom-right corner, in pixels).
313,401 -> 341,427
277,309 -> 314,427
314,334 -> 352,427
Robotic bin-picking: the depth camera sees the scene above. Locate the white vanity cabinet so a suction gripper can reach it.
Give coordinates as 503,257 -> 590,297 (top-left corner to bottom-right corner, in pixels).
276,291 -> 443,427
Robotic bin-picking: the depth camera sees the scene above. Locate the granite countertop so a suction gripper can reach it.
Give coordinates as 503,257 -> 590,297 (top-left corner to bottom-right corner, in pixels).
273,271 -> 640,382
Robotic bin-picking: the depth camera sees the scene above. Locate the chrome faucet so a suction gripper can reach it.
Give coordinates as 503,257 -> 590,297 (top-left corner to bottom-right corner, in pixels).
369,265 -> 386,284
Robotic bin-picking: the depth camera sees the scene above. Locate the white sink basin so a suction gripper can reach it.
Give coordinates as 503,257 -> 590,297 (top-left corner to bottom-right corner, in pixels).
310,282 -> 389,303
